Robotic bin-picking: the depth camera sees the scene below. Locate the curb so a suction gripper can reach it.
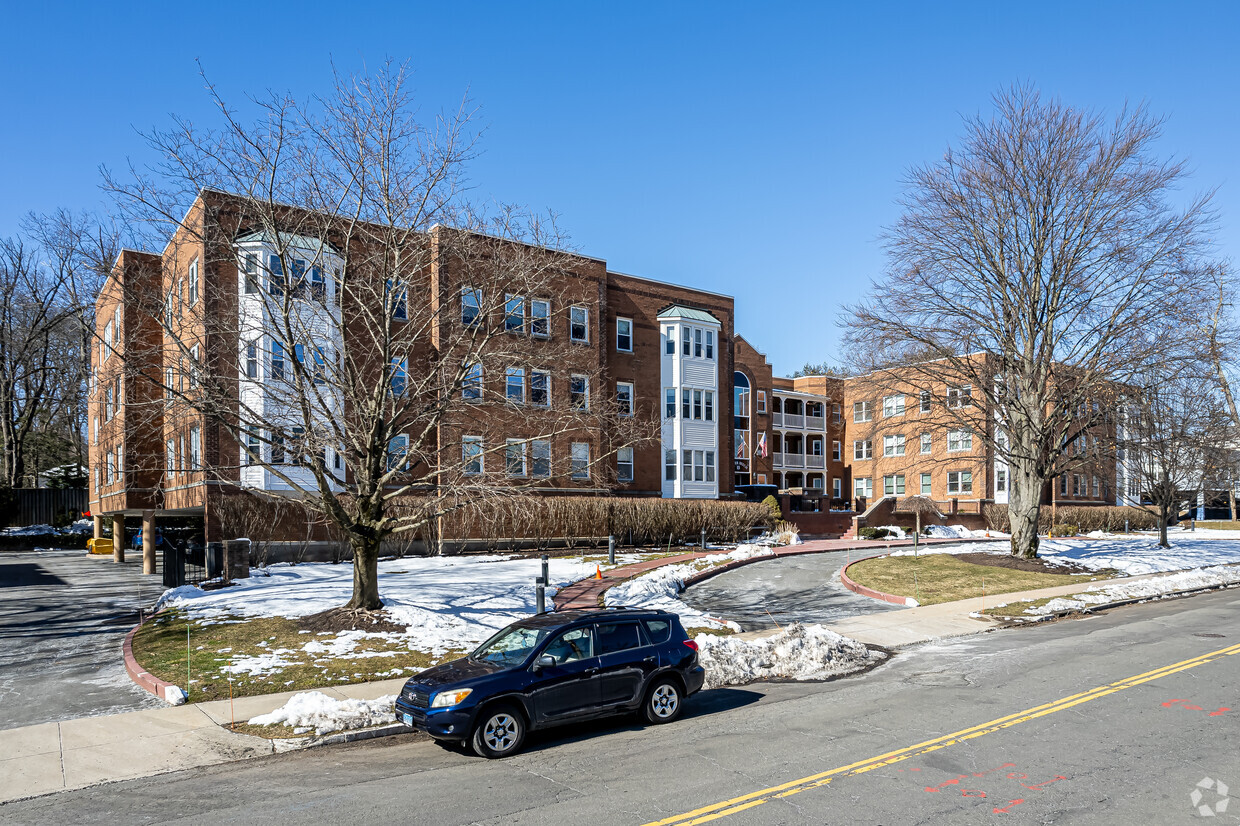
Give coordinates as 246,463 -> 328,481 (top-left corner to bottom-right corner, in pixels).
995,581 -> 1240,623
839,558 -> 917,607
123,620 -> 182,704
270,722 -> 413,753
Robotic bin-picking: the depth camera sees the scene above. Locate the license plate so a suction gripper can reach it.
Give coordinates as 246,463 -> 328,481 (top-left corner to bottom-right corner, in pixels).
401,713 -> 414,726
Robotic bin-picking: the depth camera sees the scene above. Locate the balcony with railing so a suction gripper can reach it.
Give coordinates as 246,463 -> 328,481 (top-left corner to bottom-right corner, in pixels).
772,411 -> 783,427
783,413 -> 804,429
806,414 -> 826,431
806,454 -> 825,469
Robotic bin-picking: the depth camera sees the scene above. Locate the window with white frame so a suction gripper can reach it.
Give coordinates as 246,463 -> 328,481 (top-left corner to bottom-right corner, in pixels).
681,388 -> 692,419
462,436 -> 483,475
245,342 -> 258,379
617,382 -> 634,416
854,477 -> 873,498
244,428 -> 260,466
505,439 -> 527,477
1060,474 -> 1068,495
530,370 -> 550,407
883,434 -> 906,457
693,329 -> 703,358
705,450 -> 716,483
570,375 -> 589,410
919,389 -> 931,412
947,385 -> 973,408
665,388 -> 676,418
570,442 -> 590,479
188,259 -> 199,307
189,427 -> 201,471
681,449 -> 692,482
116,444 -> 123,477
463,363 -> 482,400
270,432 -> 284,464
243,253 -> 259,294
947,470 -> 973,494
664,449 -> 676,481
461,287 -> 482,326
832,440 -> 841,460
682,326 -> 691,355
506,367 -> 525,404
505,294 -> 524,333
853,400 -> 873,422
920,432 -> 931,454
271,341 -> 286,381
531,439 -> 551,477
617,446 -> 634,482
693,389 -> 703,420
166,438 -> 175,473
570,306 -> 589,342
390,357 -> 407,397
947,429 -> 972,452
832,403 -> 841,423
92,416 -> 99,446
664,326 -> 675,355
705,330 -> 714,360
106,451 -> 114,485
810,439 -> 823,456
853,439 -> 873,460
388,279 -> 407,320
616,318 -> 633,352
1092,475 -> 1100,498
996,469 -> 1008,493
882,395 -> 905,417
832,477 -> 842,498
883,474 -> 905,496
530,299 -> 550,337
920,472 -> 932,495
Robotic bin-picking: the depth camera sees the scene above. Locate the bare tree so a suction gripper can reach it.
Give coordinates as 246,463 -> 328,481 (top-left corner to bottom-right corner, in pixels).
844,85 -> 1218,558
1120,375 -> 1230,547
105,62 -> 652,612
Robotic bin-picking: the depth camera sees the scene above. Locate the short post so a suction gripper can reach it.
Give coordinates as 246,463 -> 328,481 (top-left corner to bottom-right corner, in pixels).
541,554 -> 549,589
142,509 -> 156,576
1125,518 -> 1129,534
700,528 -> 707,551
608,535 -> 615,566
535,575 -> 546,614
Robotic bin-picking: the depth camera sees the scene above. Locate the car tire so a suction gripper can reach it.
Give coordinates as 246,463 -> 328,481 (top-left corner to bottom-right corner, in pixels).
470,705 -> 526,759
643,678 -> 683,724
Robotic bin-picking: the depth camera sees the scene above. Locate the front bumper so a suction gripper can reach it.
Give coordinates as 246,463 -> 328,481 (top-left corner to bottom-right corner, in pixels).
393,697 -> 474,740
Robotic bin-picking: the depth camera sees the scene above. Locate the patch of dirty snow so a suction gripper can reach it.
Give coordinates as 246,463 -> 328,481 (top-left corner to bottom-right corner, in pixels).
248,691 -> 397,735
696,623 -> 882,688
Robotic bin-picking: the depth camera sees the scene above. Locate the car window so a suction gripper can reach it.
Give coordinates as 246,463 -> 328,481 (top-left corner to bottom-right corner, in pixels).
472,625 -> 551,666
542,627 -> 594,664
597,622 -> 643,655
643,619 -> 671,644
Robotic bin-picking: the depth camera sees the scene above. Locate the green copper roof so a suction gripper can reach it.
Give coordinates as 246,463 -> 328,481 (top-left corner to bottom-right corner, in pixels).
657,304 -> 720,324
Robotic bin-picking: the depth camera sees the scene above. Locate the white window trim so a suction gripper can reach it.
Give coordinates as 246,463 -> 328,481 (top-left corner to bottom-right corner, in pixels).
505,439 -> 527,477
617,381 -> 634,417
570,305 -> 590,343
616,317 -> 633,352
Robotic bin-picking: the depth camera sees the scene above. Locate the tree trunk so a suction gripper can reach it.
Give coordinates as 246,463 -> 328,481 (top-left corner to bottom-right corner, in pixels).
1008,457 -> 1042,559
1158,505 -> 1170,549
346,534 -> 383,611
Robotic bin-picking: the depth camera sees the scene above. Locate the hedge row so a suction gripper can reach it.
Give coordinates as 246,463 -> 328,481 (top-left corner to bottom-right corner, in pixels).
981,504 -> 1160,534
438,495 -> 774,549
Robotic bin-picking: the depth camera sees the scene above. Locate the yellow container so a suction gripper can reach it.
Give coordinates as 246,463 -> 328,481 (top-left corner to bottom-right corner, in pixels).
88,537 -> 114,555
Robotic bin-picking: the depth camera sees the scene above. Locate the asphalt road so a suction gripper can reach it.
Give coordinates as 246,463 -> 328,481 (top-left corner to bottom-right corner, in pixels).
682,548 -> 899,630
0,551 -> 164,730
5,587 -> 1238,825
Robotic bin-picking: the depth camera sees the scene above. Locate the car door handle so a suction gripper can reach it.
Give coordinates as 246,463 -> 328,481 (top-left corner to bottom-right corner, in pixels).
585,667 -> 600,675
643,657 -> 657,664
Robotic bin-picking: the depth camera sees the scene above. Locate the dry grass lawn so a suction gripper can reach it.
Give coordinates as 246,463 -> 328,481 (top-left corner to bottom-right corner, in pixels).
846,554 -> 1106,606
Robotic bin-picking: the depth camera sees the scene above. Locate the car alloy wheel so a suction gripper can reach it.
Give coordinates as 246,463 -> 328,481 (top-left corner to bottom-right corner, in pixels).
471,706 -> 526,758
645,679 -> 682,724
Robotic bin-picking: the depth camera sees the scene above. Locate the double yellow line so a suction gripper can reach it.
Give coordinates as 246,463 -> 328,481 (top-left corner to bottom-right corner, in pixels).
646,641 -> 1240,826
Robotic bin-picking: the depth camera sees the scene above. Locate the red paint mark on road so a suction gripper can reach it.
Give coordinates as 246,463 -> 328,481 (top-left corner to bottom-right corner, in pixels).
1164,699 -> 1228,715
1019,775 -> 1067,791
994,799 -> 1025,814
1209,707 -> 1231,717
961,789 -> 987,798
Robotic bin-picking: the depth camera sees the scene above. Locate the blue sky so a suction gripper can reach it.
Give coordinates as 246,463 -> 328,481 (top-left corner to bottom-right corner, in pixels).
2,1 -> 1237,375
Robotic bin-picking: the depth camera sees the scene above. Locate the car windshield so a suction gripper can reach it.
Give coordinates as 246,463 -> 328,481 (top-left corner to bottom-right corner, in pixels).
470,624 -> 552,666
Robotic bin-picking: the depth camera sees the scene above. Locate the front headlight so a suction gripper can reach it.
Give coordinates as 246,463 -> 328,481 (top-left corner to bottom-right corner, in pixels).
430,688 -> 473,708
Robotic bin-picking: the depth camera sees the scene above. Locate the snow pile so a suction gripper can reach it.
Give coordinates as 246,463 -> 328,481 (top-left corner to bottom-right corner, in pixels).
962,536 -> 1240,576
872,525 -> 908,539
604,544 -> 774,631
248,691 -> 397,735
1015,565 -> 1240,616
695,624 -> 881,688
923,525 -> 1001,539
220,650 -> 300,677
156,554 -> 604,656
1,524 -> 56,536
64,519 -> 95,535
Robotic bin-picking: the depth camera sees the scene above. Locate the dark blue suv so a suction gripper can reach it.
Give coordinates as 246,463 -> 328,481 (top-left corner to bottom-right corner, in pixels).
394,608 -> 705,758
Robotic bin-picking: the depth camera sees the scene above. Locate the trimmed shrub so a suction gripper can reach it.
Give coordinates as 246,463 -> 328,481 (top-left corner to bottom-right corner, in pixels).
1049,524 -> 1079,537
858,527 -> 896,540
981,503 -> 1158,535
762,495 -> 783,524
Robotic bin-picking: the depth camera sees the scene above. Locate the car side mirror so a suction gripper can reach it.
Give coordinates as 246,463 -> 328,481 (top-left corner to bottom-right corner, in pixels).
534,654 -> 556,671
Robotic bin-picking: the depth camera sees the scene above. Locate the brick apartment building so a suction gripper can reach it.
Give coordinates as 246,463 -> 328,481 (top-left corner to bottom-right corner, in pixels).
88,191 -> 1131,555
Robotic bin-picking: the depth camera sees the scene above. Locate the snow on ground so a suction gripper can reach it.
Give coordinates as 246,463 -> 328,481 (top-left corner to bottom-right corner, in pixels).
996,565 -> 1240,616
695,623 -> 882,688
603,544 -> 775,631
890,530 -> 1240,576
248,691 -> 397,735
157,555 -> 604,656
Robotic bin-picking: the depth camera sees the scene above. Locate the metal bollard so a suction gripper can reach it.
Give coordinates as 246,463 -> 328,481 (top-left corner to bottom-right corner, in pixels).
1125,519 -> 1129,534
608,535 -> 615,565
700,528 -> 707,550
535,576 -> 545,614
541,554 -> 549,589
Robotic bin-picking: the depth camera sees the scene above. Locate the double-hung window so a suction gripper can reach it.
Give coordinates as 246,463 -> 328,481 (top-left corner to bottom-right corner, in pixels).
268,256 -> 285,296
832,440 -> 841,461
617,382 -> 634,416
462,436 -> 483,475
245,342 -> 258,379
920,472 -> 932,495
617,447 -> 634,482
309,265 -> 325,300
461,287 -> 482,326
853,439 -> 873,460
664,449 -> 676,481
505,294 -> 524,333
271,341 -> 286,381
665,388 -> 676,419
883,474 -> 905,496
616,318 -> 633,352
189,427 -> 201,471
188,259 -> 199,307
919,390 -> 931,412
529,370 -> 550,407
920,432 -> 931,454
853,400 -> 873,423
463,363 -> 482,400
570,375 -> 589,410
947,429 -> 972,452
832,403 -> 841,423
693,329 -> 703,358
705,451 -> 716,483
531,440 -> 551,477
682,326 -> 691,355
243,253 -> 259,294
570,306 -> 589,342
166,438 -> 175,473
530,299 -> 550,337
997,469 -> 1008,493
757,391 -> 766,414
570,442 -> 590,479
854,477 -> 873,498
947,385 -> 973,408
883,434 -> 906,457
693,390 -> 703,419
505,439 -> 527,477
387,435 -> 409,471
681,388 -> 692,419
705,331 -> 714,360
506,367 -> 525,404
388,279 -> 407,320
390,357 -> 408,397
704,391 -> 714,421
882,395 -> 905,417
947,470 -> 973,494
664,326 -> 675,355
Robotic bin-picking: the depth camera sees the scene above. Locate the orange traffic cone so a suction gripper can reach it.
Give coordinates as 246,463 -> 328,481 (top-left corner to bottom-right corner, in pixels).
595,564 -> 602,580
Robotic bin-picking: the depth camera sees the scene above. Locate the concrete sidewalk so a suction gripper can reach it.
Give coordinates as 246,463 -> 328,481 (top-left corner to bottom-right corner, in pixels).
0,677 -> 407,804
